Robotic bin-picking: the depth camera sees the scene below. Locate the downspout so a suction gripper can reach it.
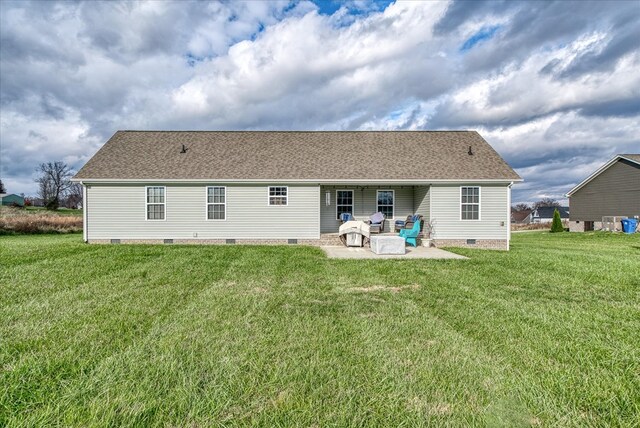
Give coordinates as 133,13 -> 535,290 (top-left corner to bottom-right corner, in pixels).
82,182 -> 88,243
507,182 -> 513,250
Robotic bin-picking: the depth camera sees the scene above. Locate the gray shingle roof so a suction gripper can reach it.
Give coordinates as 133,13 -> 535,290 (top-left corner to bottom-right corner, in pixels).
621,154 -> 640,163
533,206 -> 569,219
74,131 -> 521,181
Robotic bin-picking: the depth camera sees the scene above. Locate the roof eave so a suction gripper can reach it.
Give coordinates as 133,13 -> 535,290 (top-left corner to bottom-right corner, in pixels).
72,177 -> 523,184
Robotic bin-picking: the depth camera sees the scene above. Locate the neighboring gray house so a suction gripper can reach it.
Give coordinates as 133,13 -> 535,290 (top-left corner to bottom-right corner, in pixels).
567,154 -> 640,232
525,206 -> 569,224
73,131 -> 522,249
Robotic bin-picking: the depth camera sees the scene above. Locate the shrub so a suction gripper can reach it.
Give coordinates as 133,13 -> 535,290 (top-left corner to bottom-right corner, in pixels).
550,209 -> 564,233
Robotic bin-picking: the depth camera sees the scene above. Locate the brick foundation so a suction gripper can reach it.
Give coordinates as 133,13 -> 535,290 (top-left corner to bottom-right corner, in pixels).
88,236 -> 508,249
433,239 -> 508,250
569,221 -> 585,232
87,238 -> 339,246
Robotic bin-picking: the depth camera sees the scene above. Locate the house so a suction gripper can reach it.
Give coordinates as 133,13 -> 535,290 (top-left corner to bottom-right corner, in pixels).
28,197 -> 45,207
1,193 -> 25,207
566,154 -> 640,232
72,131 -> 522,249
525,206 -> 569,224
511,209 -> 532,224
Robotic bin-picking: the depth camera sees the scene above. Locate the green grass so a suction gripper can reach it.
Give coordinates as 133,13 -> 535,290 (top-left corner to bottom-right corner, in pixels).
23,206 -> 83,216
1,232 -> 638,427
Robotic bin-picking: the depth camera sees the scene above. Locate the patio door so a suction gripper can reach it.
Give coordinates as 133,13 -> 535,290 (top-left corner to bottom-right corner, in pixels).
336,190 -> 354,220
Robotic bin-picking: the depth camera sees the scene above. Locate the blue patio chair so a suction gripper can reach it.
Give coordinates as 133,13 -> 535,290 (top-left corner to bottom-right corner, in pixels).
395,214 -> 423,232
340,213 -> 354,223
399,220 -> 421,247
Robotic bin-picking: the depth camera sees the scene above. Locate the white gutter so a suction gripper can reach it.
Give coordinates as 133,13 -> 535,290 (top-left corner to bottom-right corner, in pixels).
72,178 -> 523,184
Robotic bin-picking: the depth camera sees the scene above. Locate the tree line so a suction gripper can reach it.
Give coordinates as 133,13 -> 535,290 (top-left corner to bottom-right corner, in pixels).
512,198 -> 562,212
1,162 -> 81,210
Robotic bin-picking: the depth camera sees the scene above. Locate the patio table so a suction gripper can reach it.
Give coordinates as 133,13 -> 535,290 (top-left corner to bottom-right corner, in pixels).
370,235 -> 406,255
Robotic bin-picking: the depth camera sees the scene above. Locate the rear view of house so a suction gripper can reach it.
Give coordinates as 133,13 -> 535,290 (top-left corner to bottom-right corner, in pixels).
567,154 -> 640,232
73,131 -> 521,249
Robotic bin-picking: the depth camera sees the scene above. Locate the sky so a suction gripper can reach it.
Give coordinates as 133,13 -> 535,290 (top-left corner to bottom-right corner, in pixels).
1,0 -> 638,205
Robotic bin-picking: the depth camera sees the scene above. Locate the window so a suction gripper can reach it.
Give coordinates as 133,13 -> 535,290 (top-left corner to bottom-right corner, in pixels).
461,186 -> 480,220
336,190 -> 353,220
146,186 -> 165,220
207,186 -> 226,220
377,190 -> 394,219
268,186 -> 288,206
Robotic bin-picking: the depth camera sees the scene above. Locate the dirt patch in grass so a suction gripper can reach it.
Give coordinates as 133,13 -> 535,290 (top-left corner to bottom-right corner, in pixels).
407,397 -> 453,416
348,284 -> 420,293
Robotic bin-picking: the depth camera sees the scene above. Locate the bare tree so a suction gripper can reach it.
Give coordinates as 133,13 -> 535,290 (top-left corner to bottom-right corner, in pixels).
64,182 -> 83,209
0,179 -> 6,194
513,203 -> 531,211
36,161 -> 73,210
533,198 -> 561,209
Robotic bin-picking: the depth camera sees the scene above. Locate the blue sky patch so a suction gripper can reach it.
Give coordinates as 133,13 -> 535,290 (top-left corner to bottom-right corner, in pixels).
311,0 -> 394,16
460,25 -> 501,52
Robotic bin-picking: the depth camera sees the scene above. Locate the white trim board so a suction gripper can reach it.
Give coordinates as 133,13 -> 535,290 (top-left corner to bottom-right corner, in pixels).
73,178 -> 523,184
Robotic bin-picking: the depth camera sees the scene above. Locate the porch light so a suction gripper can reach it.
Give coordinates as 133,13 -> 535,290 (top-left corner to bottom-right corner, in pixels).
325,191 -> 331,206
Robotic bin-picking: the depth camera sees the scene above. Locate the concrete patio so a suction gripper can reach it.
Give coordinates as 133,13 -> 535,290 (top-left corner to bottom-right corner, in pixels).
321,245 -> 468,260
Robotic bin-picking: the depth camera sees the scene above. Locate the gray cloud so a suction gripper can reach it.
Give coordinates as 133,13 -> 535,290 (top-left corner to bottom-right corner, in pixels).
0,0 -> 638,206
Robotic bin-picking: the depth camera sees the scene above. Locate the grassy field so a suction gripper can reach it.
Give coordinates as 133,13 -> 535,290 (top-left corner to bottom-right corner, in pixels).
23,206 -> 83,216
0,207 -> 83,235
1,233 -> 638,427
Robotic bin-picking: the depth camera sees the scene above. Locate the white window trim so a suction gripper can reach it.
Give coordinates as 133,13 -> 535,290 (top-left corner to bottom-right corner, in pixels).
376,189 -> 395,220
335,189 -> 354,220
267,186 -> 288,206
145,185 -> 166,221
206,186 -> 226,221
460,186 -> 481,221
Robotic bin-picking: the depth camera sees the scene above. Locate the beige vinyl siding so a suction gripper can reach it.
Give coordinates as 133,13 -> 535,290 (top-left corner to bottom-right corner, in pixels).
570,159 -> 640,221
86,184 -> 320,240
430,184 -> 509,240
413,186 -> 430,221
320,186 -> 416,233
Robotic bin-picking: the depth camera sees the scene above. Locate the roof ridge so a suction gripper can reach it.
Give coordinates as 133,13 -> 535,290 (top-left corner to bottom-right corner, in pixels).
116,130 -> 478,133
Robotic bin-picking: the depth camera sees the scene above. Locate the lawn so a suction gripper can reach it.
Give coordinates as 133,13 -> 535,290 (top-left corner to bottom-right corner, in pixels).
1,233 -> 638,427
23,206 -> 83,216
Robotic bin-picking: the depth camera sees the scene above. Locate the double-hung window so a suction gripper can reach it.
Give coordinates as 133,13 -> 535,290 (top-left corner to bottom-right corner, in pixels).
376,190 -> 394,219
336,190 -> 353,220
207,186 -> 226,220
268,186 -> 288,206
461,186 -> 480,220
146,186 -> 165,220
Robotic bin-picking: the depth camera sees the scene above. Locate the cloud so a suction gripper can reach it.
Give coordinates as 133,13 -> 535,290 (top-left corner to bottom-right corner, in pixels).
0,0 -> 638,206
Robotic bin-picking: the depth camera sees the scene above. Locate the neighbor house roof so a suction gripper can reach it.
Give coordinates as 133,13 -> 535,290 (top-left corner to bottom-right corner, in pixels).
566,154 -> 640,196
511,209 -> 532,222
74,131 -> 521,182
532,206 -> 569,219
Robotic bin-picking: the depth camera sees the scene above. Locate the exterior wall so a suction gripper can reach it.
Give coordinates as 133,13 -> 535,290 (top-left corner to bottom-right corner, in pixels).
429,184 -> 510,241
320,186 -> 417,233
570,159 -> 640,221
413,186 -> 430,221
85,183 -> 320,240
